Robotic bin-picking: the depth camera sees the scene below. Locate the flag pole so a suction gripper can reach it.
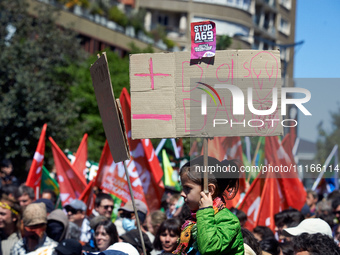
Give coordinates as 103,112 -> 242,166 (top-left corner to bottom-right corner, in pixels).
247,137 -> 261,183
312,145 -> 338,191
123,160 -> 147,255
203,137 -> 209,193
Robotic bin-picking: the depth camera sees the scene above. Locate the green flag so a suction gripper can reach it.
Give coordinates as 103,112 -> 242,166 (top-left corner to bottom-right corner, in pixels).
41,166 -> 61,208
110,194 -> 122,222
162,149 -> 181,191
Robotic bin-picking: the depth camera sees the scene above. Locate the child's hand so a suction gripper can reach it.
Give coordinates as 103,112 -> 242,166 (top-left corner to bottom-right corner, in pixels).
199,191 -> 213,209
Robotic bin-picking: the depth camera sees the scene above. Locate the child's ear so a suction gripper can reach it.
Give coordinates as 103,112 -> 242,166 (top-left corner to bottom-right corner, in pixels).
208,184 -> 217,197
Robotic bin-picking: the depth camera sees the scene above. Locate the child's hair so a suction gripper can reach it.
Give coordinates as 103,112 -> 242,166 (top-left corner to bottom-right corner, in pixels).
179,156 -> 239,202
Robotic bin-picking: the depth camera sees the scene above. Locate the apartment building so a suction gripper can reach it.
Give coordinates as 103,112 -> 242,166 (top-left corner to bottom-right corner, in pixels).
136,0 -> 297,82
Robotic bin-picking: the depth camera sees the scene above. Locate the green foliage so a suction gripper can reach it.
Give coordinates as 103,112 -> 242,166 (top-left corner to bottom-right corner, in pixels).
89,2 -> 105,15
317,104 -> 340,163
0,0 -> 85,172
163,37 -> 176,49
108,6 -> 129,28
0,0 -> 165,174
130,9 -> 146,34
216,35 -> 232,50
149,25 -> 176,50
128,42 -> 154,54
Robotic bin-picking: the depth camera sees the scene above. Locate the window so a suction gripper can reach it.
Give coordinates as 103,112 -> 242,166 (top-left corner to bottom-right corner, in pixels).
279,0 -> 291,10
278,17 -> 290,35
158,15 -> 168,26
193,16 -> 250,37
193,0 -> 250,11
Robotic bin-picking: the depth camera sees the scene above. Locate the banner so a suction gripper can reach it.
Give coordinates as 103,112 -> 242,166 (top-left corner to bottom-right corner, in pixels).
130,50 -> 282,138
96,141 -> 147,204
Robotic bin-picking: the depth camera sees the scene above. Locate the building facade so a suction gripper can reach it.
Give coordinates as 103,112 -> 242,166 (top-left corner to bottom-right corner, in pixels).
137,0 -> 297,83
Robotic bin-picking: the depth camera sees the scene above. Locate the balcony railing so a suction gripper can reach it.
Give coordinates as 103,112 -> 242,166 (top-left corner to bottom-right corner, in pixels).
36,0 -> 172,49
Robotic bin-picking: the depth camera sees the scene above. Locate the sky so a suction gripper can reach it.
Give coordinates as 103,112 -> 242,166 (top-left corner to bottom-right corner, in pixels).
294,0 -> 340,142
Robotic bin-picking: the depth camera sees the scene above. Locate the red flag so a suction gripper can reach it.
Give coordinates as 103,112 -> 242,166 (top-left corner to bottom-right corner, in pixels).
238,174 -> 265,230
281,133 -> 295,165
26,123 -> 47,199
49,137 -> 87,206
94,141 -> 110,188
255,173 -> 285,231
238,172 -> 286,232
239,136 -> 305,232
72,134 -> 88,184
119,88 -> 164,211
95,140 -> 147,205
266,136 -> 306,210
79,180 -> 96,216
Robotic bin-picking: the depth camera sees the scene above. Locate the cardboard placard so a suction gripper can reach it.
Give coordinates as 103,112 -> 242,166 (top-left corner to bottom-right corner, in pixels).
130,50 -> 283,139
90,53 -> 130,162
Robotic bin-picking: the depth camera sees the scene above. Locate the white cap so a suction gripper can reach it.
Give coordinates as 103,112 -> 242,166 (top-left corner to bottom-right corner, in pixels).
244,243 -> 256,255
107,242 -> 139,255
282,218 -> 332,238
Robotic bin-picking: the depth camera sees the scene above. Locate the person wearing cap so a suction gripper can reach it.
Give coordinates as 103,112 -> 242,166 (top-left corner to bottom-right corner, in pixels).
274,209 -> 304,242
0,194 -> 21,255
64,199 -> 91,243
107,242 -> 139,255
116,200 -> 148,237
33,198 -> 54,215
282,218 -> 333,238
10,202 -> 58,255
54,239 -> 83,255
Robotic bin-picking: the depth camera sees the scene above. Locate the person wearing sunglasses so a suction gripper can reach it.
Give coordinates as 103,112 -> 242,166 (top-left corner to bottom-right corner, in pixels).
64,199 -> 91,244
93,193 -> 115,220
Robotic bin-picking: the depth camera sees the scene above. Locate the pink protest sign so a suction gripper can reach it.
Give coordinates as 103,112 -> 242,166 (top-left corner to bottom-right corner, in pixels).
191,21 -> 216,59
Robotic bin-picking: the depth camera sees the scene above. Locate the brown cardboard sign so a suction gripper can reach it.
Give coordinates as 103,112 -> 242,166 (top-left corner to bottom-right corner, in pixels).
90,53 -> 130,162
130,50 -> 283,139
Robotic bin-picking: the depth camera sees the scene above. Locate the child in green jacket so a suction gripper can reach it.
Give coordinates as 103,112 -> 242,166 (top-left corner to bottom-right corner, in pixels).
173,156 -> 244,255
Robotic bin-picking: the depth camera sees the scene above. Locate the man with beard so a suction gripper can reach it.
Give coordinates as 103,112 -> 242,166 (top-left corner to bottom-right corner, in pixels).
10,202 -> 58,255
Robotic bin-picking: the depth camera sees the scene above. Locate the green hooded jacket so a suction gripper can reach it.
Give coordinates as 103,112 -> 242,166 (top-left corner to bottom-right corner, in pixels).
196,207 -> 244,255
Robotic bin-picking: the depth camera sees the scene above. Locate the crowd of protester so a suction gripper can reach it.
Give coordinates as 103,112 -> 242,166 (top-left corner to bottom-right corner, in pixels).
1,158 -> 340,255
